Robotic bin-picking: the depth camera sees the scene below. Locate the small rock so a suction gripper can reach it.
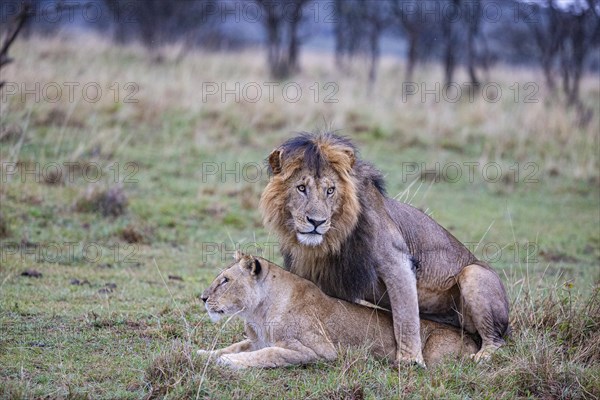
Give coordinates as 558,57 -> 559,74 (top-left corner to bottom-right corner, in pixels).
98,283 -> 117,294
21,269 -> 42,278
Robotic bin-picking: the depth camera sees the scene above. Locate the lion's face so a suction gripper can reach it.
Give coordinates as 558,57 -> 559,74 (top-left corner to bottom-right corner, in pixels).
260,134 -> 361,253
286,167 -> 342,247
200,253 -> 264,322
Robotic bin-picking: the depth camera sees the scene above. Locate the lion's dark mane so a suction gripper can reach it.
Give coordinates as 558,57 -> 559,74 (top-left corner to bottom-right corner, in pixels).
275,133 -> 389,301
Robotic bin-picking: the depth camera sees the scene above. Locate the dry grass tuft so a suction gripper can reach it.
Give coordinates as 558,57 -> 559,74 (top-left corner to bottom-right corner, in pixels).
74,185 -> 128,217
145,341 -> 195,398
144,340 -> 238,399
510,284 -> 599,365
324,384 -> 365,400
480,284 -> 600,399
0,124 -> 23,142
120,223 -> 152,244
42,167 -> 64,186
0,212 -> 10,238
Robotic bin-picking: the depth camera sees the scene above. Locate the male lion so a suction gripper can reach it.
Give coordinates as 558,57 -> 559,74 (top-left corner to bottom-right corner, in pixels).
198,252 -> 479,369
259,133 -> 509,366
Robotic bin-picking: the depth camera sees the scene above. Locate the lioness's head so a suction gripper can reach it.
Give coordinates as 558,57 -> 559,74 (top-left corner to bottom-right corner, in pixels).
200,251 -> 267,322
260,133 -> 360,252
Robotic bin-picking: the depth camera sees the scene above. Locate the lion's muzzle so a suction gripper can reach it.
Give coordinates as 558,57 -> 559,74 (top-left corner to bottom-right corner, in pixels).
296,216 -> 331,246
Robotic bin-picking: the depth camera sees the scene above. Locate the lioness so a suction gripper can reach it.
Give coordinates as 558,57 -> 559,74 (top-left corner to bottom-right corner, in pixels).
260,133 -> 509,366
198,252 -> 479,369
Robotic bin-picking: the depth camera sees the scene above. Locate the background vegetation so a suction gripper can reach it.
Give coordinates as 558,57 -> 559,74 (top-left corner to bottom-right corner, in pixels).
0,1 -> 599,399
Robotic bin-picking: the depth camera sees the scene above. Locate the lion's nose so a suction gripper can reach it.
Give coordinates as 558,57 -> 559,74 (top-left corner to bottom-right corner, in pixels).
200,294 -> 208,303
306,216 -> 327,228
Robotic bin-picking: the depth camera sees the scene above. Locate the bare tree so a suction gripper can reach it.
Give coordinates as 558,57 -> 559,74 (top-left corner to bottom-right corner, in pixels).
102,0 -> 216,50
558,0 -> 600,106
333,0 -> 389,86
390,0 -> 423,83
464,0 -> 481,88
254,0 -> 312,79
439,0 -> 484,88
363,1 -> 389,86
441,0 -> 461,87
528,1 -> 562,90
528,0 -> 599,105
0,0 -> 32,90
334,0 -> 365,70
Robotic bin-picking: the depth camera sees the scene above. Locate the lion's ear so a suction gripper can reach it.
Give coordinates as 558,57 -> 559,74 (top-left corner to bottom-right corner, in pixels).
343,148 -> 355,169
268,149 -> 283,175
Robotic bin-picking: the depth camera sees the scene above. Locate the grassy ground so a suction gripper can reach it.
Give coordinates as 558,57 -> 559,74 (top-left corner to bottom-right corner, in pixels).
0,34 -> 599,399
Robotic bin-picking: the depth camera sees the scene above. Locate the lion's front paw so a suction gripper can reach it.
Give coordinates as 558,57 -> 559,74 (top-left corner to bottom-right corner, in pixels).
394,354 -> 426,369
470,345 -> 498,363
217,354 -> 246,370
470,352 -> 489,363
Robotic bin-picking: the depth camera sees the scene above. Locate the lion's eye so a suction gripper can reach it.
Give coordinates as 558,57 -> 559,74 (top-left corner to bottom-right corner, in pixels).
327,187 -> 335,195
221,277 -> 229,285
297,185 -> 306,193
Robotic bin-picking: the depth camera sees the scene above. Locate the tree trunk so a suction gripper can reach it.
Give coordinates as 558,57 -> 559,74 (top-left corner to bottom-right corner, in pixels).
266,16 -> 284,78
405,32 -> 417,83
443,25 -> 455,87
466,31 -> 480,88
368,28 -> 380,88
287,5 -> 300,75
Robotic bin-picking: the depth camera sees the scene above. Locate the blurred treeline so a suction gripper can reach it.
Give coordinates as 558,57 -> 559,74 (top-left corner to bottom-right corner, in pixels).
1,0 -> 599,105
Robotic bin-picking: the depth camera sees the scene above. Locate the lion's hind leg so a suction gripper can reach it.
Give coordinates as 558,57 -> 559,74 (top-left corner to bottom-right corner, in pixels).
455,263 -> 510,362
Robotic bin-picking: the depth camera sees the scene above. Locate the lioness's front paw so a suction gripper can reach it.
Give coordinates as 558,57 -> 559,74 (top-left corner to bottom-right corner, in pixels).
197,349 -> 217,358
216,354 -> 245,370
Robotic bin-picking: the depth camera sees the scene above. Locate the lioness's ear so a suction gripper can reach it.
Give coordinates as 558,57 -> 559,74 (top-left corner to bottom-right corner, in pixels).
250,258 -> 262,276
268,149 -> 283,175
234,250 -> 245,261
239,256 -> 262,277
343,148 -> 355,169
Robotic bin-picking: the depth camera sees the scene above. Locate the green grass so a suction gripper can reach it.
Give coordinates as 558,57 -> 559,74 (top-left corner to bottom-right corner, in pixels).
0,35 -> 599,399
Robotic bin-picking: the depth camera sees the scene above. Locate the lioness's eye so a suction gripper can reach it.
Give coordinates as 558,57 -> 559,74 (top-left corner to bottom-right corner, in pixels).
221,277 -> 229,285
297,185 -> 306,193
327,187 -> 335,195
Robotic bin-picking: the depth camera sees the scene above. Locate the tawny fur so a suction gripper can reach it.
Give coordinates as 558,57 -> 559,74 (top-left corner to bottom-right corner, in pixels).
259,132 -> 510,365
199,253 -> 479,369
